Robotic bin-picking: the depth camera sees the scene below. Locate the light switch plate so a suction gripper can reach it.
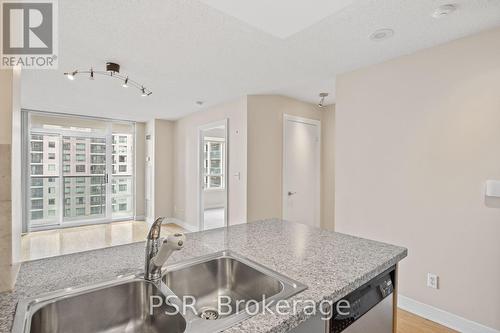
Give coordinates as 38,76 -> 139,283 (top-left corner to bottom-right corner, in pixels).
486,180 -> 500,197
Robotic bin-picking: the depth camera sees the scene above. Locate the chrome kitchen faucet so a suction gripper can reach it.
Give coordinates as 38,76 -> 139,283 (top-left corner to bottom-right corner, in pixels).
145,217 -> 186,282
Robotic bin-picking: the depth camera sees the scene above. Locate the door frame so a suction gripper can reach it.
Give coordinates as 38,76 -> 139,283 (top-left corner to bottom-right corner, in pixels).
282,114 -> 321,227
198,119 -> 228,231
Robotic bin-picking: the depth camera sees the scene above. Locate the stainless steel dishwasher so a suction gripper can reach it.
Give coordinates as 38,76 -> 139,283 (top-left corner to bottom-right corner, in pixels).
330,266 -> 395,333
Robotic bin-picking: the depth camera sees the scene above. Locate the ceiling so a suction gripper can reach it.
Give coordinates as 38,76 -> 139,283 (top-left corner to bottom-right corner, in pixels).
21,0 -> 500,121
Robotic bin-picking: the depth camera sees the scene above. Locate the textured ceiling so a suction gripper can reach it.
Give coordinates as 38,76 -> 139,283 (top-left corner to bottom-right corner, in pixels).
197,0 -> 355,38
21,0 -> 500,121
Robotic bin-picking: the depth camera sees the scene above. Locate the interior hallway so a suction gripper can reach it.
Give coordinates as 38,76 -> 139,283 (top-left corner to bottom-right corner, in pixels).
21,221 -> 186,261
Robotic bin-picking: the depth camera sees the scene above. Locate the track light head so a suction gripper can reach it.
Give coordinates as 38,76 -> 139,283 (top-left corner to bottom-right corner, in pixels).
141,87 -> 147,97
122,77 -> 129,88
89,68 -> 94,80
65,70 -> 77,80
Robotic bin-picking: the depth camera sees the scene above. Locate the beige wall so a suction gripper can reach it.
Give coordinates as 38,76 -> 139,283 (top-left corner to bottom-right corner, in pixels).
0,69 -> 15,291
154,119 -> 175,218
173,97 -> 247,229
246,95 -> 335,229
321,105 -> 335,230
335,27 -> 500,330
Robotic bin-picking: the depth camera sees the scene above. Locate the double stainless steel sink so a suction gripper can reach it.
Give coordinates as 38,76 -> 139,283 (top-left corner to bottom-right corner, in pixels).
13,251 -> 307,333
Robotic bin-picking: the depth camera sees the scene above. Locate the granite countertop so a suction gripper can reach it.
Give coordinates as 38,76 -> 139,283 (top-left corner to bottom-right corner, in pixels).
0,219 -> 407,333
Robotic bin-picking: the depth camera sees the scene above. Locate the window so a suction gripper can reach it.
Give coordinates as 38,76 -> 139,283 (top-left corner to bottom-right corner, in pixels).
91,206 -> 103,214
31,188 -> 43,198
31,165 -> 43,175
91,176 -> 104,184
31,178 -> 43,186
91,155 -> 105,164
91,196 -> 103,205
31,211 -> 43,220
26,113 -> 136,229
91,165 -> 105,174
91,145 -> 105,153
31,199 -> 43,210
31,153 -> 42,163
31,142 -> 43,152
91,185 -> 104,195
203,140 -> 224,189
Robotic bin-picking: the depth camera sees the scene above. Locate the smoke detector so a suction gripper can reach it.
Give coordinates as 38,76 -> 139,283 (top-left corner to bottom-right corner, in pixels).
432,4 -> 458,18
369,28 -> 394,41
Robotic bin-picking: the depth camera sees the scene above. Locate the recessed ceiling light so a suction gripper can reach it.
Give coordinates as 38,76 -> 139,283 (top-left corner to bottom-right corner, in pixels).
432,4 -> 458,18
369,28 -> 394,41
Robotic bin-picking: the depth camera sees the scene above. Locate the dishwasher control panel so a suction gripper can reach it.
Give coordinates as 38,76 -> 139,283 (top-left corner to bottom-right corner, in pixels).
330,266 -> 395,333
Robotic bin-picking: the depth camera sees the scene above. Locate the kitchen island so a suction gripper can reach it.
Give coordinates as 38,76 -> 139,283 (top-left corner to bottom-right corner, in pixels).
0,219 -> 407,332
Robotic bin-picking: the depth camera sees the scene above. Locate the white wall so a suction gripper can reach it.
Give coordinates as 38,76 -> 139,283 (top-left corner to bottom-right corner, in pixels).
173,97 -> 247,229
335,27 -> 500,330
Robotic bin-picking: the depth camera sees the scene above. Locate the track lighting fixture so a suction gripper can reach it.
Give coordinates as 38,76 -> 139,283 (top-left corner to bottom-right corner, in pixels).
318,92 -> 329,108
63,62 -> 152,96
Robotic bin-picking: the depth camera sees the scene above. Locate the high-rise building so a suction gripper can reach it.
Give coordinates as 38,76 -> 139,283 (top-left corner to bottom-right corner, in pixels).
29,133 -> 133,227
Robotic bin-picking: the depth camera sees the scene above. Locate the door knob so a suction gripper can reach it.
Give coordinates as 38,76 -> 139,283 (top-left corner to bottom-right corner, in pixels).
288,191 -> 297,196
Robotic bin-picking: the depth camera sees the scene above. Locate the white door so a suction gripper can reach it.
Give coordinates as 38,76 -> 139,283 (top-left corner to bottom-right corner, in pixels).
283,115 -> 320,227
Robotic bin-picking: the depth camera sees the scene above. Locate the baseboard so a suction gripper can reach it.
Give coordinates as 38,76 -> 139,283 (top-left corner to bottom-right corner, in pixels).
166,218 -> 199,232
398,295 -> 499,333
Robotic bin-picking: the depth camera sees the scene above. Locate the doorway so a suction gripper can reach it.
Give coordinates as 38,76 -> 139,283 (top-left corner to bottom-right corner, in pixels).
198,120 -> 228,230
282,114 -> 321,227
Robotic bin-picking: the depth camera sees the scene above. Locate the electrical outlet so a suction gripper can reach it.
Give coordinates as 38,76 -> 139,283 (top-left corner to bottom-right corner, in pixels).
427,273 -> 439,289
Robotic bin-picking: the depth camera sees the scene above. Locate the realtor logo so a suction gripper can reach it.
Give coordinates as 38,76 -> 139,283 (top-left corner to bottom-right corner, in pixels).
1,0 -> 58,68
